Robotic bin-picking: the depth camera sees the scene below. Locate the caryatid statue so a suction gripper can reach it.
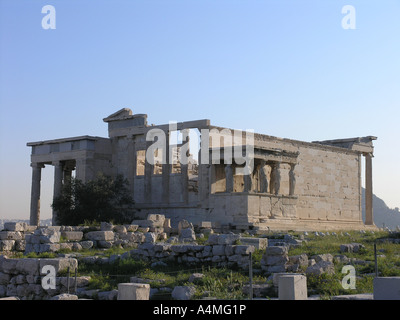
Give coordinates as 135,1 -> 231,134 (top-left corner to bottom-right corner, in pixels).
271,161 -> 281,195
259,160 -> 268,193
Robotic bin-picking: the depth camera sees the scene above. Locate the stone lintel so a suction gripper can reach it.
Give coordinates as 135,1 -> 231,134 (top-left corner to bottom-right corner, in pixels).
30,150 -> 96,166
27,135 -> 107,147
208,146 -> 298,165
312,136 -> 377,154
145,119 -> 211,132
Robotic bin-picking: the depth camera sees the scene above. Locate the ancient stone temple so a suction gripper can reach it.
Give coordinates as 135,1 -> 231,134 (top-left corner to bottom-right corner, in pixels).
27,108 -> 377,231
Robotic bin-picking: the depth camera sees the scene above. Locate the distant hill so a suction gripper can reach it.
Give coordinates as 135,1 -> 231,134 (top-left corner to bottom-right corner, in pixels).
362,188 -> 400,230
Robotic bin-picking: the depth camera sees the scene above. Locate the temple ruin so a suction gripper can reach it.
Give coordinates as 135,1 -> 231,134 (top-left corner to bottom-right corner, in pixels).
27,108 -> 377,231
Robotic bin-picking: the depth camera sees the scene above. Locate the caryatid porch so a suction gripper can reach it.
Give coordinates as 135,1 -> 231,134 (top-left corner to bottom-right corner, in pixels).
208,146 -> 300,228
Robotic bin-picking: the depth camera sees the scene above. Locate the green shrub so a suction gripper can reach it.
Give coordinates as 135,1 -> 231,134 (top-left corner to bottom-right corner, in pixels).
52,173 -> 134,225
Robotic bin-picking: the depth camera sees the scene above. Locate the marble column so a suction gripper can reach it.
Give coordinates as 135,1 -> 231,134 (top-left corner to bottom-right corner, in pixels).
29,162 -> 44,226
364,153 -> 374,225
144,140 -> 153,203
225,164 -> 233,193
181,130 -> 189,204
52,161 -> 63,225
127,135 -> 136,197
271,162 -> 281,195
289,163 -> 296,196
162,130 -> 170,203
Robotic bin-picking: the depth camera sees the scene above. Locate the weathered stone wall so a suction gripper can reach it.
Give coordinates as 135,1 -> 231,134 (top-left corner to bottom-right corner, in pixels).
27,108 -> 375,232
295,145 -> 361,222
0,220 -> 167,255
0,256 -> 79,300
253,135 -> 363,229
129,135 -> 364,231
130,233 -> 255,269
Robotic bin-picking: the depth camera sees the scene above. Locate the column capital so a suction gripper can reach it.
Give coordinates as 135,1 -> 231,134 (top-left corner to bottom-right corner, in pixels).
272,161 -> 281,169
30,162 -> 45,168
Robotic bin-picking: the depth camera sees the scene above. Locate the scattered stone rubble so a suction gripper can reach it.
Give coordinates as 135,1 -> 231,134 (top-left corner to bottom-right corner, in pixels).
132,240 -> 255,269
0,216 -> 208,255
0,256 -> 80,300
79,232 -> 256,270
0,218 -> 387,300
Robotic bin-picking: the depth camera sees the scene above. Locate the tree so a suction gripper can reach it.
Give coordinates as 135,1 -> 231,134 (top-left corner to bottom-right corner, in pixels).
52,173 -> 134,226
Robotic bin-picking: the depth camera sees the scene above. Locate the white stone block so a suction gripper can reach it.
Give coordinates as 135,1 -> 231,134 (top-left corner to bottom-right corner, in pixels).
16,258 -> 40,275
4,222 -> 27,232
0,240 -> 15,251
0,231 -> 23,240
117,283 -> 150,300
271,273 -> 292,287
39,258 -> 78,274
239,237 -> 268,250
85,231 -> 114,241
61,231 -> 83,241
200,221 -> 212,228
373,277 -> 400,300
278,274 -> 308,300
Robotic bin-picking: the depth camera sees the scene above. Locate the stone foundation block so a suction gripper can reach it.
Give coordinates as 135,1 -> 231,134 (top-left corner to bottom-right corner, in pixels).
61,231 -> 83,241
39,243 -> 60,253
239,237 -> 268,249
3,222 -> 28,232
117,283 -> 150,300
0,231 -> 24,240
85,231 -> 114,241
278,274 -> 308,300
15,258 -> 40,275
39,258 -> 78,274
0,240 -> 15,251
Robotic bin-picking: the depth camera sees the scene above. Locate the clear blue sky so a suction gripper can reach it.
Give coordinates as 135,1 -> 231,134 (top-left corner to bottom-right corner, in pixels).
0,0 -> 399,220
